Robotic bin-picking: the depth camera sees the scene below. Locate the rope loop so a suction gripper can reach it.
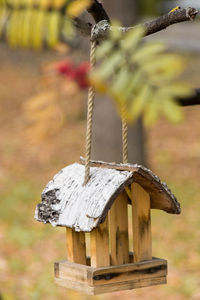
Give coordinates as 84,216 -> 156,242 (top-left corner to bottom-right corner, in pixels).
83,23 -> 129,185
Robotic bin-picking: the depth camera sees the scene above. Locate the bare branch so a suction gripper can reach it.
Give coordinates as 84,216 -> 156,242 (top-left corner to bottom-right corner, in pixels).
88,7 -> 199,41
143,7 -> 198,36
87,0 -> 110,23
73,17 -> 92,36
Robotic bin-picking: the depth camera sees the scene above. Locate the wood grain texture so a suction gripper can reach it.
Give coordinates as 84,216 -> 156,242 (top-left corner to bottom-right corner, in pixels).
55,258 -> 167,295
91,258 -> 167,286
55,277 -> 94,294
35,161 -> 180,232
93,276 -> 166,294
80,158 -> 180,214
55,276 -> 166,295
132,183 -> 152,263
109,192 -> 129,265
35,162 -> 134,231
90,217 -> 110,267
55,261 -> 88,283
66,228 -> 86,265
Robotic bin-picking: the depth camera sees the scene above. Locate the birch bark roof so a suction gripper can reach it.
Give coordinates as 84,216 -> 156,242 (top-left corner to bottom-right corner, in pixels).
35,160 -> 180,232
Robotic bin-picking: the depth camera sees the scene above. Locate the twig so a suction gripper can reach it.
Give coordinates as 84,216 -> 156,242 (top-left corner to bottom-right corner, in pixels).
90,7 -> 199,41
72,7 -> 198,40
87,0 -> 110,23
144,7 -> 198,36
73,17 -> 92,36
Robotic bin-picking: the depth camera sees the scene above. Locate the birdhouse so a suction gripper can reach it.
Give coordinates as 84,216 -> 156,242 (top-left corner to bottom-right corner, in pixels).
35,158 -> 180,295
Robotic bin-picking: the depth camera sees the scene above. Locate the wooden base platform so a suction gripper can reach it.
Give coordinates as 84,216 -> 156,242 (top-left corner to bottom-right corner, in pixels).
54,257 -> 167,295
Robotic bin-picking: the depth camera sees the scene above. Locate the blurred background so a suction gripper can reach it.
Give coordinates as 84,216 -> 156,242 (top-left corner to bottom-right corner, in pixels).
0,0 -> 200,299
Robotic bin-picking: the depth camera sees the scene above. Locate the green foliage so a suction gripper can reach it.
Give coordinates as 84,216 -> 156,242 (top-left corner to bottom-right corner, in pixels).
0,0 -> 91,48
91,22 -> 193,126
0,182 -> 50,248
0,182 -> 36,223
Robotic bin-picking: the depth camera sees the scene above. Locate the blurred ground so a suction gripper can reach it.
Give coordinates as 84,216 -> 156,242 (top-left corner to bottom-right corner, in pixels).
0,43 -> 200,300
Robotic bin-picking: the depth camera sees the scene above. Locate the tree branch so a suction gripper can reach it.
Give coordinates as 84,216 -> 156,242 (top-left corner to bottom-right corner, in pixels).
88,7 -> 199,41
87,0 -> 110,23
73,17 -> 92,36
178,89 -> 200,106
144,7 -> 198,36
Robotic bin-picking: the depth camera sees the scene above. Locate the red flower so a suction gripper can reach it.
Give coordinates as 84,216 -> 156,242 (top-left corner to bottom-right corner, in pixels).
76,62 -> 90,76
56,61 -> 73,75
56,60 -> 90,90
75,62 -> 90,89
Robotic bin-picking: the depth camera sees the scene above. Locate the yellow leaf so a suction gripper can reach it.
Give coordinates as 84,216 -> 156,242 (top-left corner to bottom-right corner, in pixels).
132,42 -> 166,63
160,84 -> 193,98
90,75 -> 108,93
130,85 -> 152,119
143,98 -> 160,126
67,0 -> 91,17
162,98 -> 184,123
110,20 -> 122,40
53,0 -> 67,9
46,11 -> 61,47
121,25 -> 145,51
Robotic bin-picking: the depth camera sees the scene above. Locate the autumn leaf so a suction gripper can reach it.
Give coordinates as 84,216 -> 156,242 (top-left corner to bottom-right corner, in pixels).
67,0 -> 92,17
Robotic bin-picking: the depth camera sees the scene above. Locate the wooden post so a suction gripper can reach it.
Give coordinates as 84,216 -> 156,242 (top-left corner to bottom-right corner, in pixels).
66,228 -> 87,265
131,183 -> 152,263
90,217 -> 110,267
109,192 -> 129,265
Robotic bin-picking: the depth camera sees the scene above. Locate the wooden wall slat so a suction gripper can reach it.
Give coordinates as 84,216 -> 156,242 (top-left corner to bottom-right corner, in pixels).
90,217 -> 110,267
109,192 -> 129,265
131,183 -> 152,263
66,228 -> 87,265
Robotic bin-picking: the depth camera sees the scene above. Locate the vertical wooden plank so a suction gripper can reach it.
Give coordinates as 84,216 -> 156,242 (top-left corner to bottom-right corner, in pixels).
66,228 -> 87,265
131,182 -> 152,263
90,217 -> 110,267
109,192 -> 129,265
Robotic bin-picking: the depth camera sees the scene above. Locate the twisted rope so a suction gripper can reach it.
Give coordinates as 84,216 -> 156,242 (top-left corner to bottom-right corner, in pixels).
84,40 -> 96,185
122,104 -> 131,199
122,104 -> 128,164
84,24 -> 129,184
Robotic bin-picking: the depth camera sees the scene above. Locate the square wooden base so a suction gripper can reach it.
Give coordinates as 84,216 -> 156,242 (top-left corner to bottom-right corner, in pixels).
54,257 -> 167,295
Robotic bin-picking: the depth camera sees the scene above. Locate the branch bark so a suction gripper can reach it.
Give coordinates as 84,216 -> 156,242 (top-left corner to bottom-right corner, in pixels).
87,0 -> 110,23
90,7 -> 199,41
75,6 -> 200,107
73,7 -> 198,40
143,7 -> 198,36
73,17 -> 92,36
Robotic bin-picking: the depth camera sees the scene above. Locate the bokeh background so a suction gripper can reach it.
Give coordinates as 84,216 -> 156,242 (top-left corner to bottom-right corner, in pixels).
0,1 -> 200,299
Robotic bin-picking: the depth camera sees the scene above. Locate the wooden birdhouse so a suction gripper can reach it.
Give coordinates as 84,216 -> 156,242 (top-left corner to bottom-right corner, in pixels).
35,158 -> 180,295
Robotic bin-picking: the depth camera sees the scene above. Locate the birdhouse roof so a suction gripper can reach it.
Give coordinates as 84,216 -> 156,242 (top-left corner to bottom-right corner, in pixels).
35,159 -> 180,232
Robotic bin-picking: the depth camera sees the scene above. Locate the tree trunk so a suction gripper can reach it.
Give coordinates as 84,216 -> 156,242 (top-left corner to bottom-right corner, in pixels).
92,0 -> 146,165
